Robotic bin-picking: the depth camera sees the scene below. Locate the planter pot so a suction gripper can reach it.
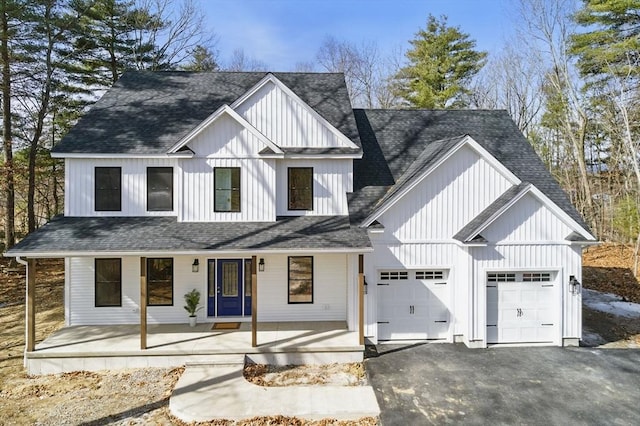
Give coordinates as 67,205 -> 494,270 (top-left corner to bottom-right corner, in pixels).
189,316 -> 197,327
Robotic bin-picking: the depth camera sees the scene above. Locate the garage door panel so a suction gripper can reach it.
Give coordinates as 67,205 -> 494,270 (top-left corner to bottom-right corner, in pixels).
378,270 -> 450,341
487,271 -> 559,345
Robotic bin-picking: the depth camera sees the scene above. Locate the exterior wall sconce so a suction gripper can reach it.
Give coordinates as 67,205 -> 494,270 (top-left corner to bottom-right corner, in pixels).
259,258 -> 265,272
569,275 -> 581,294
192,259 -> 199,273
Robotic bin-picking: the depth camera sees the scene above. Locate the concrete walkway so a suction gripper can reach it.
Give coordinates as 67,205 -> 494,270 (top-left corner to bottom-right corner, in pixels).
169,361 -> 381,422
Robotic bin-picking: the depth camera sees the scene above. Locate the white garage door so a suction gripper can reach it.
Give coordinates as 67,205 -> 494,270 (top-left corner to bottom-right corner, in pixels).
486,271 -> 558,344
378,270 -> 450,340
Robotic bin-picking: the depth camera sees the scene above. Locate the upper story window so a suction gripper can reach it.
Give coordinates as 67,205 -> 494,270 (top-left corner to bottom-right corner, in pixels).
147,167 -> 173,211
95,167 -> 121,211
288,167 -> 313,210
214,167 -> 241,212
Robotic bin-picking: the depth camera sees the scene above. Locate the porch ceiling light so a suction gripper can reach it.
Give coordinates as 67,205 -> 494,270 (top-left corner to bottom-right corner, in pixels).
192,258 -> 199,273
259,258 -> 265,272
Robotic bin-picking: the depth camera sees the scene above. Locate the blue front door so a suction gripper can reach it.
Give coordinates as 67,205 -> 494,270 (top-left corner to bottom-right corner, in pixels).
216,259 -> 243,316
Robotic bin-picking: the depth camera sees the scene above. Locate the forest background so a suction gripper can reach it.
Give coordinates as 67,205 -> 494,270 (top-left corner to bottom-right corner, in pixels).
1,0 -> 638,271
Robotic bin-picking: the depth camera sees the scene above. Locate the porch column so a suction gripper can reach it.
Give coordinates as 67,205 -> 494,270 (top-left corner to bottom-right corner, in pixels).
140,257 -> 147,350
358,254 -> 365,345
251,255 -> 258,347
26,258 -> 36,352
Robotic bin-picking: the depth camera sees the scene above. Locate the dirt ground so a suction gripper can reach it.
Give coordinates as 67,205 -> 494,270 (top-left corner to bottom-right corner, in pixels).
582,243 -> 640,347
0,245 -> 638,425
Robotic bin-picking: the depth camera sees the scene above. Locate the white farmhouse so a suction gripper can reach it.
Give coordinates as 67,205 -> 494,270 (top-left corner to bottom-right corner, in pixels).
6,72 -> 596,373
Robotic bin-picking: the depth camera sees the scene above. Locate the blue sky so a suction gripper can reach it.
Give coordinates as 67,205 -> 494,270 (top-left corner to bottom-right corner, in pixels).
201,0 -> 512,71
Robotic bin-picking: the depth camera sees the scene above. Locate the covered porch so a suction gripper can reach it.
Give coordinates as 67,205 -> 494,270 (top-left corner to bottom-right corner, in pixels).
27,321 -> 362,375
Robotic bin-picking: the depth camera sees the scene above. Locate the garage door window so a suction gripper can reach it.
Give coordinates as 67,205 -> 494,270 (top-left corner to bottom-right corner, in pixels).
522,272 -> 551,282
416,271 -> 444,280
380,271 -> 408,280
487,273 -> 516,282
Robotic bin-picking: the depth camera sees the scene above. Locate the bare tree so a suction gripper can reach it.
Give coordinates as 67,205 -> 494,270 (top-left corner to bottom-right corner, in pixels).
224,48 -> 267,72
316,36 -> 394,108
514,0 -> 595,227
470,43 -> 545,138
132,0 -> 212,70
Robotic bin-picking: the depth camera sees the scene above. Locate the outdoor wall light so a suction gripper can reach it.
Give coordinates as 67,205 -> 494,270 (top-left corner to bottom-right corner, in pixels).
569,275 -> 581,294
192,259 -> 199,273
259,258 -> 265,272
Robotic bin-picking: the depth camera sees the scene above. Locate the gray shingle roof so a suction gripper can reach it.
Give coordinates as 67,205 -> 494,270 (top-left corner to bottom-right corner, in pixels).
53,72 -> 361,154
453,183 -> 530,242
350,109 -> 590,231
6,216 -> 371,255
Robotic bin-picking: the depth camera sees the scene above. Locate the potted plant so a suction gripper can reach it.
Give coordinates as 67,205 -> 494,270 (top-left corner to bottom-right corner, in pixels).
183,289 -> 203,327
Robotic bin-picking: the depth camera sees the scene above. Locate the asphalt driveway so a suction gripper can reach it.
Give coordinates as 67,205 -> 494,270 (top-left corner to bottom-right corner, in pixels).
365,343 -> 640,425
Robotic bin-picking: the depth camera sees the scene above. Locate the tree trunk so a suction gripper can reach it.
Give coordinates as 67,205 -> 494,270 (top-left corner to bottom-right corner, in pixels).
1,2 -> 15,249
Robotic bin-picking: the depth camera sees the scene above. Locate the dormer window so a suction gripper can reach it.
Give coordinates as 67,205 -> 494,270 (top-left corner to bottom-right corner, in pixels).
95,167 -> 121,211
214,167 -> 241,212
288,167 -> 313,210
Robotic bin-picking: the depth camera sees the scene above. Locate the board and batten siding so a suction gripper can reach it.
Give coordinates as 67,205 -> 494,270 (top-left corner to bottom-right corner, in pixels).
187,112 -> 271,158
179,158 -> 276,222
235,81 -> 350,148
482,193 -> 574,242
276,159 -> 352,216
379,145 -> 513,240
68,256 -> 210,326
65,158 -> 179,217
256,253 -> 348,322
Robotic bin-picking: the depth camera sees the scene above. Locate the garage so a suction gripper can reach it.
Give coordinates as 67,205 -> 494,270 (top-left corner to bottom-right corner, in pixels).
377,269 -> 450,340
486,271 -> 559,344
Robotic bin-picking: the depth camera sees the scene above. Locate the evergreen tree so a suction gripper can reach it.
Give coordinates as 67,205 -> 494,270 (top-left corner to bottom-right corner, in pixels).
393,14 -> 487,108
570,0 -> 640,84
181,45 -> 218,71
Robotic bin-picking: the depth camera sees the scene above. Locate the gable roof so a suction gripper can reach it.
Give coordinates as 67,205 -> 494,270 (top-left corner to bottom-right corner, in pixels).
454,182 -> 595,243
349,109 -> 591,232
166,104 -> 283,156
453,183 -> 531,243
52,71 -> 361,155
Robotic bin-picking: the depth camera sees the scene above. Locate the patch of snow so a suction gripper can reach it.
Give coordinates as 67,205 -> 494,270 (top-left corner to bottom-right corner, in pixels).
582,288 -> 640,318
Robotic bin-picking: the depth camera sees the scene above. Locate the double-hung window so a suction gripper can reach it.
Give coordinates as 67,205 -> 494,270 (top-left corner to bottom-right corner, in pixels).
288,167 -> 313,210
214,167 -> 240,212
147,167 -> 173,211
95,259 -> 121,307
95,167 -> 121,211
147,258 -> 173,306
288,256 -> 313,304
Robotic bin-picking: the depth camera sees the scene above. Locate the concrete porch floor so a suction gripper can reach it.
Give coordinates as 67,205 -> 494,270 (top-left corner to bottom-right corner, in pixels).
27,321 -> 363,375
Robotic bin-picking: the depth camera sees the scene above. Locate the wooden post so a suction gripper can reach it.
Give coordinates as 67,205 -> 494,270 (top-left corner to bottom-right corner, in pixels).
358,254 -> 365,345
251,255 -> 258,347
26,259 -> 36,352
140,257 -> 147,350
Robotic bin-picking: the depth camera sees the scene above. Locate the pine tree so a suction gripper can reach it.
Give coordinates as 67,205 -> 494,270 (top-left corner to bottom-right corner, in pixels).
393,14 -> 487,109
570,0 -> 640,85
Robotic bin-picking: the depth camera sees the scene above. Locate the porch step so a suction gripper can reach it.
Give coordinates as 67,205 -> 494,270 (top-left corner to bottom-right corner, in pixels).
185,355 -> 246,366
